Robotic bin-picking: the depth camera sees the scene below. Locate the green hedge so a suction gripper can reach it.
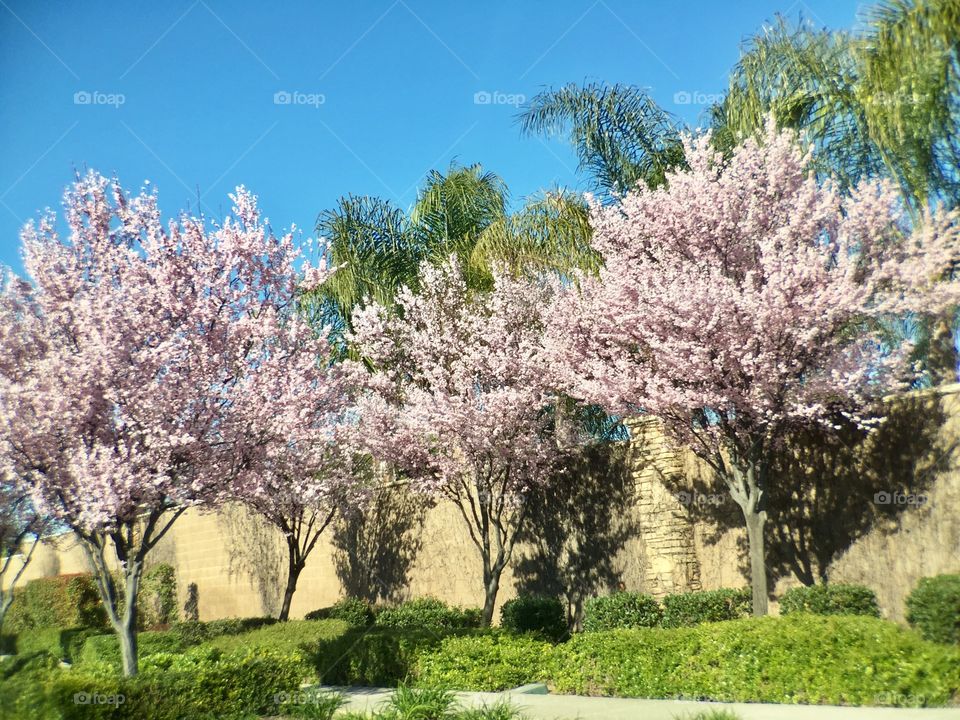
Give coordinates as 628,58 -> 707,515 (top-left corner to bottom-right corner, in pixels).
203,619 -> 349,655
307,627 -> 481,686
582,592 -> 661,631
76,631 -> 186,671
661,588 -> 752,627
305,597 -> 375,626
779,583 -> 880,617
375,598 -> 481,631
499,596 -> 567,640
906,574 -> 960,644
550,615 -> 960,705
139,565 -> 177,629
414,632 -> 553,691
171,616 -> 277,646
5,574 -> 107,632
44,650 -> 309,720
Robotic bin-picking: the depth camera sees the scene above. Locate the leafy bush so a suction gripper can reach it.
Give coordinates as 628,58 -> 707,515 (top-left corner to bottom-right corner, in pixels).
308,627 -> 479,686
414,632 -> 552,691
906,574 -> 960,644
170,615 -> 277,646
76,630 -> 186,671
582,592 -> 661,631
5,574 -> 107,632
661,588 -> 752,627
499,596 -> 566,640
779,583 -> 880,617
203,619 -> 349,655
45,650 -> 311,719
375,598 -> 481,631
550,614 -> 960,705
139,565 -> 177,629
304,597 -> 375,626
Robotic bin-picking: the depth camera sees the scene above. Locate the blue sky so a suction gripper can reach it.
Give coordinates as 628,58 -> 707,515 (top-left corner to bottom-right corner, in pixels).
0,0 -> 862,274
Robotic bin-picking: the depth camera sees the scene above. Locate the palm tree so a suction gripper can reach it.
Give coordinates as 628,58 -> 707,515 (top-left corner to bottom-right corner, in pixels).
519,82 -> 687,198
312,162 -> 599,332
519,1 -> 960,383
719,1 -> 960,383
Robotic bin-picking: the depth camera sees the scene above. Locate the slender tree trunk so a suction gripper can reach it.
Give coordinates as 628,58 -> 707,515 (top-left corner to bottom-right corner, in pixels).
79,536 -> 145,677
742,508 -> 769,616
481,568 -> 501,627
928,311 -> 958,385
278,557 -> 304,622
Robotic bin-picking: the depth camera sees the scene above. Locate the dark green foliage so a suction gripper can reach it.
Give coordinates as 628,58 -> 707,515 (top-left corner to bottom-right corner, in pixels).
43,652 -> 308,720
499,596 -> 567,640
582,592 -> 662,631
4,574 -> 107,632
550,615 -> 959,705
307,627 -> 486,687
170,616 -> 277,647
414,633 -> 553,691
375,598 -> 481,631
906,574 -> 960,644
76,631 -> 186,671
661,588 -> 752,627
304,597 -> 375,626
779,583 -> 880,617
139,565 -> 178,629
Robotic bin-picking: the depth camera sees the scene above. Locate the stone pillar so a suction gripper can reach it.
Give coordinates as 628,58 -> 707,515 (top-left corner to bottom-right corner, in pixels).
625,416 -> 702,597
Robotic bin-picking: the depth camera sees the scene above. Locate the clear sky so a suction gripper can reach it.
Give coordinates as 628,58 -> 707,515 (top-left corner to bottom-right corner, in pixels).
0,0 -> 862,274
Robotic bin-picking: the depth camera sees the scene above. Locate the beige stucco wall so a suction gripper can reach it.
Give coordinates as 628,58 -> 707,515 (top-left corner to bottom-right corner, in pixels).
8,386 -> 960,623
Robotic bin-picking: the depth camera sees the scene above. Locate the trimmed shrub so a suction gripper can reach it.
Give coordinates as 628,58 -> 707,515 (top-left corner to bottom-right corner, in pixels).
499,596 -> 566,640
203,619 -> 350,655
5,574 -> 107,632
550,614 -> 960,705
45,650 -> 310,720
661,588 -> 752,627
906,574 -> 960,644
76,630 -> 185,671
170,615 -> 277,647
414,632 -> 553,691
779,583 -> 880,617
375,598 -> 481,631
139,565 -> 177,629
308,627 -> 483,686
304,597 -> 375,626
582,592 -> 661,631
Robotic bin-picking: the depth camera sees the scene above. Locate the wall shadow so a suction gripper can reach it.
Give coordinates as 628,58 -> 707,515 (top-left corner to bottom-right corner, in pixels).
332,483 -> 428,604
673,394 -> 951,589
512,442 -> 640,629
219,505 -> 283,617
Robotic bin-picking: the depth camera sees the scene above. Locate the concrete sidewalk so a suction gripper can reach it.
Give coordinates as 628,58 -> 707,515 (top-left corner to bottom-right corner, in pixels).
325,686 -> 960,720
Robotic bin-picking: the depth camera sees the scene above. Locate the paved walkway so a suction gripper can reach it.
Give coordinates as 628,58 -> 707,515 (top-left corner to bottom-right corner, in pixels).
324,686 -> 960,720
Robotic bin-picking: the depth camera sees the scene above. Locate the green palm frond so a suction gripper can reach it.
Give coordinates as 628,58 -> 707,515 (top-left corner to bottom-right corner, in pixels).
519,82 -> 687,197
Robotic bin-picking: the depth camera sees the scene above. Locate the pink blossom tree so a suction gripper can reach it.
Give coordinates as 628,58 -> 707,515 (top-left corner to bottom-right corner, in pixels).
348,259 -> 561,625
0,172 -> 337,674
547,123 -> 960,615
223,322 -> 366,621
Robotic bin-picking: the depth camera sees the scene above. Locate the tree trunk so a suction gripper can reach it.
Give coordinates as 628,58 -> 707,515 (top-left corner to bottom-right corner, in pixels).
928,312 -> 958,385
117,558 -> 143,677
278,559 -> 304,622
743,508 -> 769,616
481,570 -> 501,627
